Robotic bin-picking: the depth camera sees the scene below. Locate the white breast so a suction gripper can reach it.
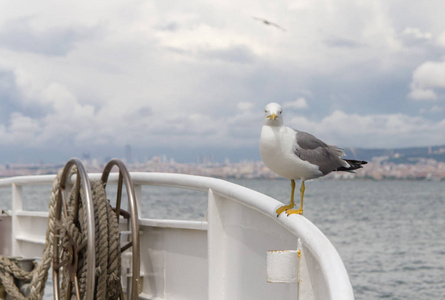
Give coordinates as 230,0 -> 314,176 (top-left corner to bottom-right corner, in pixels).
259,125 -> 323,180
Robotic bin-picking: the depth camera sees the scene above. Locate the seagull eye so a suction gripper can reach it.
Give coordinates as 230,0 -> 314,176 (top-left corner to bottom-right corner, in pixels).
279,111 -> 282,114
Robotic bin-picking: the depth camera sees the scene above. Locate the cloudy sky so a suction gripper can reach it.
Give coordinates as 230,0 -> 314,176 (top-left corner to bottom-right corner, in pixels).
1,0 -> 445,163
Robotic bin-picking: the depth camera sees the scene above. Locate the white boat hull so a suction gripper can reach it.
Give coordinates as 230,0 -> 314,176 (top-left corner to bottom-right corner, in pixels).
0,172 -> 354,299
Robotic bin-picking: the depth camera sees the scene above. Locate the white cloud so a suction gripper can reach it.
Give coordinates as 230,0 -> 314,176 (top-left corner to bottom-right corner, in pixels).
429,105 -> 443,113
412,61 -> 445,88
420,105 -> 443,114
287,110 -> 445,148
437,31 -> 445,47
237,102 -> 254,111
1,0 -> 445,162
288,0 -> 314,10
409,60 -> 445,100
408,87 -> 437,100
402,27 -> 432,40
283,98 -> 308,109
0,113 -> 41,145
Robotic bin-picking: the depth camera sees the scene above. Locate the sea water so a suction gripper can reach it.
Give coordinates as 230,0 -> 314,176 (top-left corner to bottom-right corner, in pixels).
1,179 -> 444,299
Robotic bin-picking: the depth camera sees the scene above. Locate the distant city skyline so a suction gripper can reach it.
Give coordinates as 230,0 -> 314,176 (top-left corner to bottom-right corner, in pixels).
2,143 -> 445,166
1,152 -> 445,181
0,144 -> 262,164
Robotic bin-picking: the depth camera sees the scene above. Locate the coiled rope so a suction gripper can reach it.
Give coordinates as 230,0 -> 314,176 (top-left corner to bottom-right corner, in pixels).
0,168 -> 122,300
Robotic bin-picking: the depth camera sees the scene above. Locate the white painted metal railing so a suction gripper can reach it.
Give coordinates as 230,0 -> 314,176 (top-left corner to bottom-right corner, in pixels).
0,173 -> 354,300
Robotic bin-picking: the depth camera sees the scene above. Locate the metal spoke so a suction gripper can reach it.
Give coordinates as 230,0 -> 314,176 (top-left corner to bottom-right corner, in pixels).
54,258 -> 70,270
121,241 -> 133,253
65,281 -> 72,300
74,275 -> 81,300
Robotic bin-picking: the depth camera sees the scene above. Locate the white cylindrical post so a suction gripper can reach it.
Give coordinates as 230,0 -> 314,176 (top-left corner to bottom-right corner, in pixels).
11,183 -> 23,256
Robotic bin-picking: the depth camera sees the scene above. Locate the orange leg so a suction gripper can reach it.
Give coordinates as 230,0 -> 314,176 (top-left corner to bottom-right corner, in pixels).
286,181 -> 305,216
276,179 -> 296,216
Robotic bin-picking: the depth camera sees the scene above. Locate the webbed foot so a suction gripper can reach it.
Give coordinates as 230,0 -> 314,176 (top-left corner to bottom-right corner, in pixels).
276,204 -> 294,217
286,208 -> 303,216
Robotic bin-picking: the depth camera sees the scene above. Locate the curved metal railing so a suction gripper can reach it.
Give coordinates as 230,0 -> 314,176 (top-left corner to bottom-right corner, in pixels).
0,171 -> 354,300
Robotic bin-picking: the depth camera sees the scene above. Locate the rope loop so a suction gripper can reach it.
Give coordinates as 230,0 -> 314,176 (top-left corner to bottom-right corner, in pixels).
0,163 -> 123,300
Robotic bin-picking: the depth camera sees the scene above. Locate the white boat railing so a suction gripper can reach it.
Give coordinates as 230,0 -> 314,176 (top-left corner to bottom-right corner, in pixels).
0,172 -> 354,300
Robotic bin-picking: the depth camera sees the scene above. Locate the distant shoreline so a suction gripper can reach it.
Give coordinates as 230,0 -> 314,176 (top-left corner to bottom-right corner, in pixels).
1,159 -> 444,181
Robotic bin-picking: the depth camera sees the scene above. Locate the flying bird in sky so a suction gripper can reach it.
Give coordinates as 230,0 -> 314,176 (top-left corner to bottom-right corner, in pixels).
259,102 -> 367,216
253,17 -> 286,32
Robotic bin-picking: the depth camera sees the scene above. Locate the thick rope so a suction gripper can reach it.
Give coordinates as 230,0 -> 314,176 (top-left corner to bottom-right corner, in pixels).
0,169 -> 122,300
0,169 -> 61,300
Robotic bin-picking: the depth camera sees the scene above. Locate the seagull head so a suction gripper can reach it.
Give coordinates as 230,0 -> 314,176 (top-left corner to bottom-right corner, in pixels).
263,102 -> 283,126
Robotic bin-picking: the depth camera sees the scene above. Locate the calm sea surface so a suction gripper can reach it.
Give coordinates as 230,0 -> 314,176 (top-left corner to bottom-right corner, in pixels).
1,179 -> 444,299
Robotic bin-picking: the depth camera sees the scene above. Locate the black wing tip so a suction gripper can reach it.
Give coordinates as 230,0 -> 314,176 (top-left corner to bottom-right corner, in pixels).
336,159 -> 367,172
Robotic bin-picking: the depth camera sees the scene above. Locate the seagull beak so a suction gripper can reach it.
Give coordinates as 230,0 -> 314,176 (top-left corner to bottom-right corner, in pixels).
267,113 -> 277,120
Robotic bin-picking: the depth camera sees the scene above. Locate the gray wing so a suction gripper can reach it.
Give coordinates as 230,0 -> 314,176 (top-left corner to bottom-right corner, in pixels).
293,130 -> 347,175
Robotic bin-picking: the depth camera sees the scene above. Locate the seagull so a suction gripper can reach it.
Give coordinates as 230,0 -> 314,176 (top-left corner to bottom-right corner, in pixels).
259,102 -> 367,216
253,17 -> 286,32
